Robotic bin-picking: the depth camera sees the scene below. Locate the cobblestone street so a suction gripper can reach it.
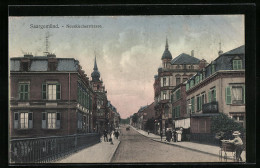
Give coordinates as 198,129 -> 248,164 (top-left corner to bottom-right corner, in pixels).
111,125 -> 234,163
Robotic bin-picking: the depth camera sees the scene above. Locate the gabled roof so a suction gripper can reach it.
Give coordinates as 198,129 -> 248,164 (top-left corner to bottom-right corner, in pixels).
221,45 -> 245,55
171,53 -> 200,65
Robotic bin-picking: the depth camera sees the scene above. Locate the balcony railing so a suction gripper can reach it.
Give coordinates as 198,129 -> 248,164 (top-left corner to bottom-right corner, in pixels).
202,101 -> 218,113
10,133 -> 101,163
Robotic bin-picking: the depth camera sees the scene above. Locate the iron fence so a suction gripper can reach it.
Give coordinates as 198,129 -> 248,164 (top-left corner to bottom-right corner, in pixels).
10,133 -> 101,163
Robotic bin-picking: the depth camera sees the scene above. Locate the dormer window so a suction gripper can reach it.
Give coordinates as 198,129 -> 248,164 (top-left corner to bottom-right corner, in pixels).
49,62 -> 56,71
21,62 -> 29,71
233,59 -> 242,70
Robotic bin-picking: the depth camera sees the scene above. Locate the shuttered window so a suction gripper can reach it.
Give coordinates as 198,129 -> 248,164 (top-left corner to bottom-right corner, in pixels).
42,82 -> 61,100
19,83 -> 30,100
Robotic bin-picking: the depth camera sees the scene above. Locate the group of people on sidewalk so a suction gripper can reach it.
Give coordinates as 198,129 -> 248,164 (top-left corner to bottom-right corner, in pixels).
158,128 -> 179,142
102,129 -> 120,144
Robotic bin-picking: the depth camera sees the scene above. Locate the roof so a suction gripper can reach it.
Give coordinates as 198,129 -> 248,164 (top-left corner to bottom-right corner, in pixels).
171,53 -> 200,65
10,56 -> 78,72
221,45 -> 245,55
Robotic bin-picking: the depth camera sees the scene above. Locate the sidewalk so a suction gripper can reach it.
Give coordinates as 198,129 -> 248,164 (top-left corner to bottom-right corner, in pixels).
131,126 -> 246,162
55,134 -> 120,163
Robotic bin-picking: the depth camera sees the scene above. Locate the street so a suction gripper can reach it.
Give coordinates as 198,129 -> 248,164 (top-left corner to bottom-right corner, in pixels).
111,125 -> 223,162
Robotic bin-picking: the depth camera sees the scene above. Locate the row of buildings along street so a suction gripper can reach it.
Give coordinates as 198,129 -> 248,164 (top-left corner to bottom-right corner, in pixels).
9,52 -> 120,163
130,39 -> 245,146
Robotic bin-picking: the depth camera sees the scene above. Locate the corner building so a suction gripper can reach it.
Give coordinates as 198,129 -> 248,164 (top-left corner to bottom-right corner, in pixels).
10,54 -> 94,138
154,38 -> 207,135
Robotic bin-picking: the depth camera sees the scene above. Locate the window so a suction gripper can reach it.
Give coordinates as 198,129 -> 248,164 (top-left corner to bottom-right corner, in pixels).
14,112 -> 33,129
42,112 -> 60,129
191,65 -> 194,69
190,80 -> 194,88
233,59 -> 242,70
201,92 -> 206,105
195,76 -> 200,85
176,78 -> 181,86
200,73 -> 203,81
211,65 -> 216,74
225,85 -> 245,105
208,87 -> 216,103
19,83 -> 30,100
49,62 -> 56,71
163,91 -> 167,100
163,78 -> 166,86
21,62 -> 29,71
183,64 -> 186,69
171,94 -> 174,103
196,95 -> 202,112
78,112 -> 83,129
186,100 -> 190,114
191,97 -> 195,113
186,83 -> 190,91
42,82 -> 61,100
176,89 -> 181,100
175,106 -> 180,118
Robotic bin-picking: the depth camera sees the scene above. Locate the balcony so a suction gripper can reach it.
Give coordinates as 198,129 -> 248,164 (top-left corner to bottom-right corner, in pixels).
202,101 -> 218,114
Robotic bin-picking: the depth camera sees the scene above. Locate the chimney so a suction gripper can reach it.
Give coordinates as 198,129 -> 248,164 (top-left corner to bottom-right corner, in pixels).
191,50 -> 194,57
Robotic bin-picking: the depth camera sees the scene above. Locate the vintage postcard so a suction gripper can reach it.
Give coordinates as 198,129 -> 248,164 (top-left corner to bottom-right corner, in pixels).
8,14 -> 247,164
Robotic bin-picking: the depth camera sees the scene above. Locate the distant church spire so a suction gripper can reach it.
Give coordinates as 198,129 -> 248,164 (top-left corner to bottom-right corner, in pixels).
94,56 -> 98,71
165,37 -> 169,50
91,55 -> 100,81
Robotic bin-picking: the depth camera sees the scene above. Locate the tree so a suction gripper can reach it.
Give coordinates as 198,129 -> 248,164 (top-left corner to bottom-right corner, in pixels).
132,113 -> 138,124
211,113 -> 245,135
144,118 -> 155,132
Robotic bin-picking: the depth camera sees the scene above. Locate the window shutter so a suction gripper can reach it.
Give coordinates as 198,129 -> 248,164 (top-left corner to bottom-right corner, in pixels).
238,60 -> 242,69
42,112 -> 46,128
225,86 -> 231,104
56,112 -> 61,128
213,89 -> 216,102
14,112 -> 19,129
28,112 -> 33,128
242,85 -> 245,104
42,83 -> 47,100
208,91 -> 211,103
56,83 -> 61,100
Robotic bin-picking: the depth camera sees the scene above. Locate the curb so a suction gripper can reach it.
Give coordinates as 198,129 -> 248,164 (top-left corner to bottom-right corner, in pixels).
109,140 -> 121,163
131,126 -> 236,161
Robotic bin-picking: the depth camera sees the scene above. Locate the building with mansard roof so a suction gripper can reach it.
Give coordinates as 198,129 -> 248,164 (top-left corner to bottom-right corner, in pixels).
184,45 -> 245,144
10,53 -> 95,138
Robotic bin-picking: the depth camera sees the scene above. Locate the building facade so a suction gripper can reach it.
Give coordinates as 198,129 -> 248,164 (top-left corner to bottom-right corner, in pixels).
185,45 -> 245,143
10,54 -> 94,138
154,38 -> 207,135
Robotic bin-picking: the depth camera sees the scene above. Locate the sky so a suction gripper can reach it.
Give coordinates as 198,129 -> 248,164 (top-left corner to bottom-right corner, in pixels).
9,15 -> 244,118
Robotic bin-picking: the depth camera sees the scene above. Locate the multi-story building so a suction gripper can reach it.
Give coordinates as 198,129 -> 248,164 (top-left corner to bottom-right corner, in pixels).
90,57 -> 108,133
10,53 -> 94,138
155,38 -> 207,135
185,45 -> 245,143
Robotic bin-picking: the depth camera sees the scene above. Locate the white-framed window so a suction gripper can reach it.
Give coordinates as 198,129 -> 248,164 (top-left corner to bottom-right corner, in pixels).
14,112 -> 33,129
233,59 -> 242,70
225,84 -> 245,105
42,112 -> 61,129
42,82 -> 61,100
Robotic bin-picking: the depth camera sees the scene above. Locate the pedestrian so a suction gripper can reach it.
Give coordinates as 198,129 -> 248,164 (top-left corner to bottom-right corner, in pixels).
173,130 -> 177,142
103,129 -> 108,142
169,129 -> 172,142
229,131 -> 243,162
148,130 -> 150,135
160,131 -> 163,141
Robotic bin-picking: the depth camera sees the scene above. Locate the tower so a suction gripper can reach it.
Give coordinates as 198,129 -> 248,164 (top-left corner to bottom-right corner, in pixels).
91,56 -> 101,82
161,37 -> 172,68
